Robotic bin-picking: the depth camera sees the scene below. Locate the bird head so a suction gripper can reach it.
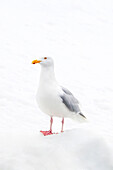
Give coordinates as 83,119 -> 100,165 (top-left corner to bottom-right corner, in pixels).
32,57 -> 54,67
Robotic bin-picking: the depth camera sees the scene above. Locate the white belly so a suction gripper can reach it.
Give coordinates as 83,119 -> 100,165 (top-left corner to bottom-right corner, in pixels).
36,87 -> 72,118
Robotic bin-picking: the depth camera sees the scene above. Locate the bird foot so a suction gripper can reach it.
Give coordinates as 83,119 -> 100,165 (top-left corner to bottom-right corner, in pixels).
40,130 -> 53,136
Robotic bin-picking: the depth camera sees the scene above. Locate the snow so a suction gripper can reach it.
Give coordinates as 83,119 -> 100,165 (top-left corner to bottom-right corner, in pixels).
0,0 -> 113,169
0,128 -> 113,170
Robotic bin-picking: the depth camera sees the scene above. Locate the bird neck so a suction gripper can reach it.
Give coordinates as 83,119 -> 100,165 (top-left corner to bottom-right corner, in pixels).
39,66 -> 57,86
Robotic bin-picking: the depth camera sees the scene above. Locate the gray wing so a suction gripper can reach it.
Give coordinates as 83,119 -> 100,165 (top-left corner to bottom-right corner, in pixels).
60,87 -> 81,113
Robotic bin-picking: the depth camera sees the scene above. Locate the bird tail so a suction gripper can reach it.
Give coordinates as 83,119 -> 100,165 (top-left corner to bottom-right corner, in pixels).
79,112 -> 86,119
72,112 -> 87,123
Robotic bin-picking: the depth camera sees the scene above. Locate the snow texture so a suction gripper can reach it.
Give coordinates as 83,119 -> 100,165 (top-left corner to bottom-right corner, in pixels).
0,0 -> 113,169
0,128 -> 113,170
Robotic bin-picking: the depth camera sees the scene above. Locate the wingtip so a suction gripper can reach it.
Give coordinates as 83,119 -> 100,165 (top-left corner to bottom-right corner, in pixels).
79,113 -> 87,119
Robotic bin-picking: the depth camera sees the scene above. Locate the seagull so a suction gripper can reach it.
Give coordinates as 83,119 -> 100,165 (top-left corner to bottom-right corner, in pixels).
32,57 -> 86,136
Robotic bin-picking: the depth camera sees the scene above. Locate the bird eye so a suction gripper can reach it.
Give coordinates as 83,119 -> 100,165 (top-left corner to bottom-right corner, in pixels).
44,57 -> 47,60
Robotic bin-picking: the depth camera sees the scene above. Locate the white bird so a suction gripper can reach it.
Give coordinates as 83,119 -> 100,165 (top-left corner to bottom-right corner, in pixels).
32,57 -> 86,136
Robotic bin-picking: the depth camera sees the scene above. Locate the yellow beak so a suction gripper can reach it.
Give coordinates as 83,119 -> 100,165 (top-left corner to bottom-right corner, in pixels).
32,60 -> 41,64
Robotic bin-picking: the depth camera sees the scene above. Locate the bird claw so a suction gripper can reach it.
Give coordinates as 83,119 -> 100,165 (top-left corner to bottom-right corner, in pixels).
40,130 -> 53,136
40,130 -> 59,136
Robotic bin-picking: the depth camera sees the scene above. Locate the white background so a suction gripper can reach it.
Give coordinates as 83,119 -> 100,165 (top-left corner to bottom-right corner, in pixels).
0,0 -> 113,169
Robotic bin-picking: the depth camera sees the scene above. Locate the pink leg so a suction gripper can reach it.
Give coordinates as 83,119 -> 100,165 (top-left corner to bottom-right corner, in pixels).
40,117 -> 53,136
61,117 -> 64,133
50,117 -> 53,132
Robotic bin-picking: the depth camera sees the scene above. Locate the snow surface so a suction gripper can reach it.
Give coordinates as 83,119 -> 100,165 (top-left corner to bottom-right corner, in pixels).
0,0 -> 113,169
0,128 -> 113,170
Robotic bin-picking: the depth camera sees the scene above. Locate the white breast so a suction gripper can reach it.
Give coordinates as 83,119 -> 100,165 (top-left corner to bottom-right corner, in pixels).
36,84 -> 71,118
36,64 -> 74,118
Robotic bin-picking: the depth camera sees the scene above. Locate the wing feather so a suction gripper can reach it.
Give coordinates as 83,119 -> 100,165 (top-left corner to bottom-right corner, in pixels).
60,87 -> 80,113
